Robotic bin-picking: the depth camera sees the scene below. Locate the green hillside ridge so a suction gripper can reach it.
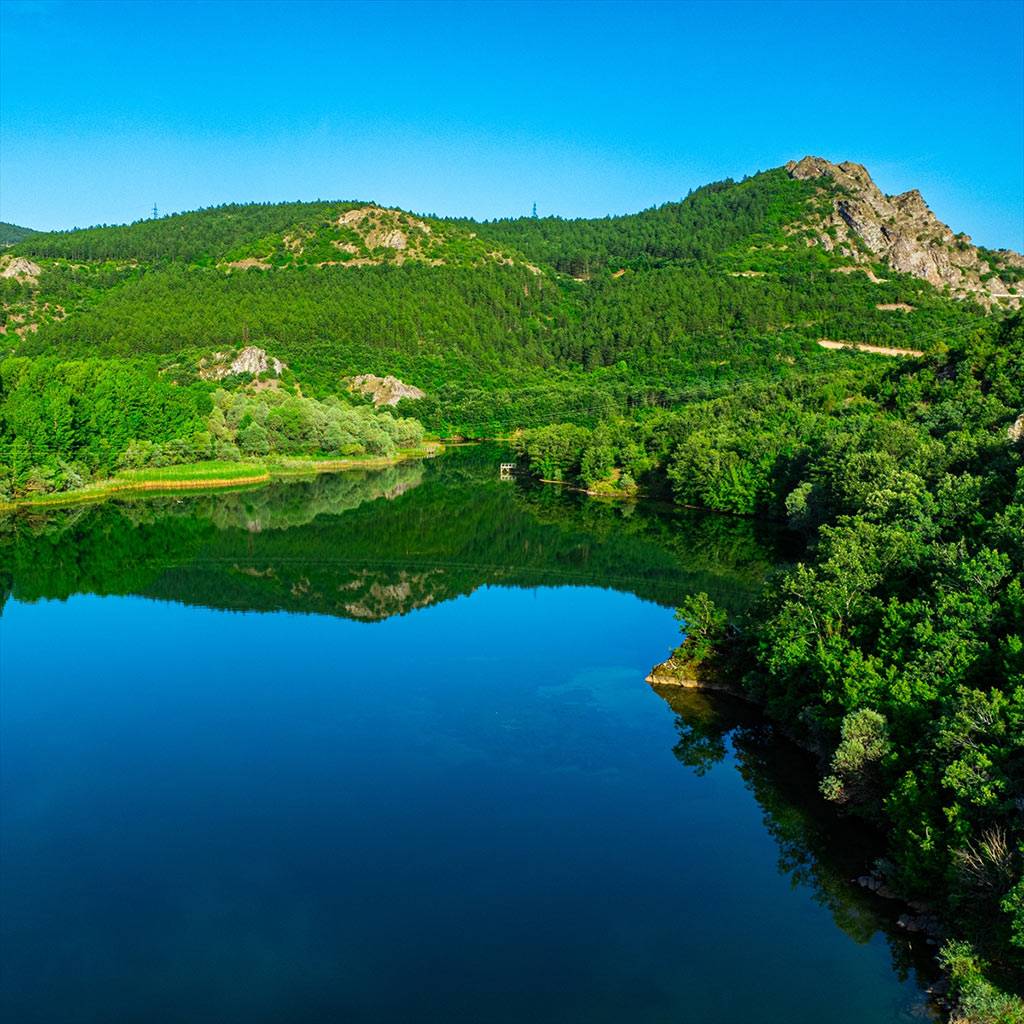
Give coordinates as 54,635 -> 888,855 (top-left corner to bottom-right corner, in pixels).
0,222 -> 37,247
3,160 -> 1014,485
1,157 -> 1019,499
13,200 -> 535,269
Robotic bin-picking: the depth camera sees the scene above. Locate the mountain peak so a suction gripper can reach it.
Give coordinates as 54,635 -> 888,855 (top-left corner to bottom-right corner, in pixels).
786,156 -> 1022,306
786,155 -> 876,190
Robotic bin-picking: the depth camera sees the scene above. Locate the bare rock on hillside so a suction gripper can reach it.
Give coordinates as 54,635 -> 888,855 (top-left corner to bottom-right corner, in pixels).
231,346 -> 284,376
787,156 -> 1023,307
338,207 -> 426,253
1009,413 -> 1024,445
0,256 -> 41,281
347,374 -> 426,407
199,346 -> 286,381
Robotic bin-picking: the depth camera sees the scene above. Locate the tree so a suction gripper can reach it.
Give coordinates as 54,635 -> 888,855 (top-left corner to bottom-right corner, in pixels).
820,709 -> 890,807
673,593 -> 728,666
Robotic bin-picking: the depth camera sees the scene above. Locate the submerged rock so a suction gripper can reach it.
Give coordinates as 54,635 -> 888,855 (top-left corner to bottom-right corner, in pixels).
897,912 -> 944,939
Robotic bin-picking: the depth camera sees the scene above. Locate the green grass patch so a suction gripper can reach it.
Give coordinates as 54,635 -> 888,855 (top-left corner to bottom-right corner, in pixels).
116,460 -> 268,483
1,446 -> 443,511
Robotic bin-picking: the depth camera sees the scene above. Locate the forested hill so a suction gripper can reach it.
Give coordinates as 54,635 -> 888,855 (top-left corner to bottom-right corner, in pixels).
10,201 -> 535,268
467,158 -> 1024,305
447,171 -> 818,275
0,222 -> 36,246
1,156 -> 1021,495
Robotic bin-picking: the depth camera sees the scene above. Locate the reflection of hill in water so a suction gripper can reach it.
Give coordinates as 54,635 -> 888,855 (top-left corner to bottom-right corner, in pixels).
0,447 -> 793,622
192,463 -> 426,532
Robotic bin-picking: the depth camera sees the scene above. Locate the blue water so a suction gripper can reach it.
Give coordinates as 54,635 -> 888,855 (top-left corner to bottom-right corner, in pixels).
1,578 -> 931,1022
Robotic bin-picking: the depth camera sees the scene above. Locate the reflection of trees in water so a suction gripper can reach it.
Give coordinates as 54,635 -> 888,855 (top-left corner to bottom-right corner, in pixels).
661,687 -> 940,1001
0,463 -> 426,612
514,480 -> 797,597
194,464 -> 425,532
1,446 -> 789,623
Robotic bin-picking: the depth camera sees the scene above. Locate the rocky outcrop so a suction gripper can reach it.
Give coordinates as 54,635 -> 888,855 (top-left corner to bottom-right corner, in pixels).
347,374 -> 425,407
1009,412 -> 1024,444
338,206 -> 427,247
646,653 -> 700,687
855,873 -> 944,942
338,207 -> 417,250
646,652 -> 751,699
787,156 -> 1023,307
282,206 -> 442,267
230,346 -> 284,376
199,346 -> 285,381
0,255 -> 41,281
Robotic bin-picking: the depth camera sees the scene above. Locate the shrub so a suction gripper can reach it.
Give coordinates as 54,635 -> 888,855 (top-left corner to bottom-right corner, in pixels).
820,709 -> 890,806
939,941 -> 1024,1024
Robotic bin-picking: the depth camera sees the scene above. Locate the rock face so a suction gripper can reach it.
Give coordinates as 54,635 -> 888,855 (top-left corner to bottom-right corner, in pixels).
0,255 -> 41,280
338,207 -> 416,250
347,374 -> 425,407
787,155 -> 1023,307
199,346 -> 285,381
230,346 -> 284,376
1009,413 -> 1024,444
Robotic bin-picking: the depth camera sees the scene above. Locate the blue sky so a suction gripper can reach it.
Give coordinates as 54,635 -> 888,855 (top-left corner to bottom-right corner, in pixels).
1,0 -> 1022,248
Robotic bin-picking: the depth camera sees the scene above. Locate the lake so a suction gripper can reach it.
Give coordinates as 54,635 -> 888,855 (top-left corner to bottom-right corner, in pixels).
0,446 -> 937,1022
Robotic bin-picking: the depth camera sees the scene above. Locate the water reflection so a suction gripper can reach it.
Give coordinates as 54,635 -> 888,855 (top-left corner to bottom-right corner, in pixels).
0,445 -> 790,621
659,686 -> 941,1016
0,446 -> 940,1021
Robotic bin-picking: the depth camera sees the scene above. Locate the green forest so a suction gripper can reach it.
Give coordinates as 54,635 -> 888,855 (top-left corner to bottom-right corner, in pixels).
0,167 -> 997,496
2,161 -> 1023,1015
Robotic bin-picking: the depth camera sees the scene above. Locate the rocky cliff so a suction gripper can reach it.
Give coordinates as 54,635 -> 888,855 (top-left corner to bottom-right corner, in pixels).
787,156 -> 1023,307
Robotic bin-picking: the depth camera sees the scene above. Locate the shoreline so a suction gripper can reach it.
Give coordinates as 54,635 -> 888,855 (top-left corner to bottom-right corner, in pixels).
645,652 -> 757,700
537,477 -> 639,499
0,443 -> 443,512
645,649 -> 963,1020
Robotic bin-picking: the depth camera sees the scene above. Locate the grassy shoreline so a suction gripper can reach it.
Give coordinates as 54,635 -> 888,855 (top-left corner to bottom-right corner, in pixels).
0,443 -> 443,511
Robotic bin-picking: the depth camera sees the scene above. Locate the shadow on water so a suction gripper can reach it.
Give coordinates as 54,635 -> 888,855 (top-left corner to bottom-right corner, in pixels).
660,686 -> 943,1017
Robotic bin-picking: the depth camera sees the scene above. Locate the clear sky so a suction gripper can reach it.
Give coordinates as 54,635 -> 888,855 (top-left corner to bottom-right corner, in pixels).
1,0 -> 1022,248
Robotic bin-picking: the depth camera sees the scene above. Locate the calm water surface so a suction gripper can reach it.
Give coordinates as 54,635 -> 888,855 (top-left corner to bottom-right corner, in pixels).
1,448 -> 936,1022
